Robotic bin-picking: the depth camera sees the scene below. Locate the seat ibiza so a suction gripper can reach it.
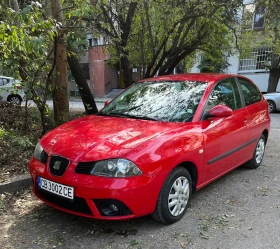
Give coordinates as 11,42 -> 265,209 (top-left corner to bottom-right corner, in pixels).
29,74 -> 270,224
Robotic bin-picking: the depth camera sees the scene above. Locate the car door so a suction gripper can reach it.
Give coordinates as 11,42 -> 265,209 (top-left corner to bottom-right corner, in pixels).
237,77 -> 270,157
0,77 -> 10,101
201,78 -> 250,185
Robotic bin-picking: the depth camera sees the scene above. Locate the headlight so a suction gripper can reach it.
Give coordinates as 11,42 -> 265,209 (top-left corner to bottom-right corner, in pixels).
34,142 -> 43,161
91,159 -> 142,177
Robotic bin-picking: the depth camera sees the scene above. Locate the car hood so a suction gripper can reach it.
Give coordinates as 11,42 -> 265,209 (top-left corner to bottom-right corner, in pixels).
40,115 -> 180,162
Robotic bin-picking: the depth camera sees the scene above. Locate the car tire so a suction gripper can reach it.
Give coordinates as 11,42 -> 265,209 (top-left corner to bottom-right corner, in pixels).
243,134 -> 266,169
267,100 -> 276,113
151,167 -> 192,224
7,95 -> 22,105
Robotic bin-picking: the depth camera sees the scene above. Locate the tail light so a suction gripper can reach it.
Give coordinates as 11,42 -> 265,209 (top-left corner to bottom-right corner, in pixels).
16,86 -> 22,90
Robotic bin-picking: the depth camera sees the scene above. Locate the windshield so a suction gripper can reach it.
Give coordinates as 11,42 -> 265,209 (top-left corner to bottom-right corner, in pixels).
100,81 -> 207,122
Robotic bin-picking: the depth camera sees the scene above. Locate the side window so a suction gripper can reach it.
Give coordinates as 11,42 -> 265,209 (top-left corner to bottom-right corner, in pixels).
0,78 -> 9,86
238,78 -> 261,106
2,79 -> 8,85
205,78 -> 241,111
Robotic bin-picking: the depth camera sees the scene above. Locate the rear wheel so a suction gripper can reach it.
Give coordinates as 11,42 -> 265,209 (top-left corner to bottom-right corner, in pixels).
7,95 -> 22,105
243,134 -> 266,169
152,167 -> 192,224
267,100 -> 276,113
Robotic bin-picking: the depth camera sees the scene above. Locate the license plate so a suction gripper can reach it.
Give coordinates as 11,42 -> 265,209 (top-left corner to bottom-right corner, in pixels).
38,177 -> 74,200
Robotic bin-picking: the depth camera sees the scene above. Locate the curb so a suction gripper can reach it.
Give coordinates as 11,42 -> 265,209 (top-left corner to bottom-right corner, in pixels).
0,174 -> 32,194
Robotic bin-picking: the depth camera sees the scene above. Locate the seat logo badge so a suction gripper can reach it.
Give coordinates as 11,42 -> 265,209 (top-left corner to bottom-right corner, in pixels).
53,161 -> 61,170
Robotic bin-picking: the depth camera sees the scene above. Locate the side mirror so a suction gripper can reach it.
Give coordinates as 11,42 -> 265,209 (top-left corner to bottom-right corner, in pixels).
104,100 -> 111,107
205,105 -> 233,119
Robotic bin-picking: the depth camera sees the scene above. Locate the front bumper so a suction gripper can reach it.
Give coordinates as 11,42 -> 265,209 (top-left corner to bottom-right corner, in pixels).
29,158 -> 168,220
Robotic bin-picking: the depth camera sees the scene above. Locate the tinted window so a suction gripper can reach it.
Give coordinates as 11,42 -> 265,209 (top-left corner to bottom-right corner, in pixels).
205,78 -> 241,111
238,78 -> 261,106
100,81 -> 207,122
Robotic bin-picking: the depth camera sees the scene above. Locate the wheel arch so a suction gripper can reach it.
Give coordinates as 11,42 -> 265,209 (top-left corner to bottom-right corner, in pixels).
177,161 -> 198,193
7,94 -> 23,102
262,129 -> 269,144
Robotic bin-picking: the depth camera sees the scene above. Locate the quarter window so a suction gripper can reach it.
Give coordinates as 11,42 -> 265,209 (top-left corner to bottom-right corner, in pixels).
238,78 -> 261,106
205,78 -> 241,111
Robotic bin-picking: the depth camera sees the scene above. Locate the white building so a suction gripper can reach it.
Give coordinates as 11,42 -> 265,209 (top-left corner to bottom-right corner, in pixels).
191,1 -> 280,93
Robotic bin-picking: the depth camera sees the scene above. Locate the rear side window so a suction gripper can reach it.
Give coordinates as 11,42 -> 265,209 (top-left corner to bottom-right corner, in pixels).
0,78 -> 9,86
238,78 -> 261,106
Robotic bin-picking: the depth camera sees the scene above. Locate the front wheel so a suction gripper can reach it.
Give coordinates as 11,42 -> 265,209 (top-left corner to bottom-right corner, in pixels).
152,167 -> 192,224
243,134 -> 266,169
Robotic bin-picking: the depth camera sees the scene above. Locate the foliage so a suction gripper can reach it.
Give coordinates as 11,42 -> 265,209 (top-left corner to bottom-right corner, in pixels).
239,0 -> 280,92
0,1 -> 58,132
198,54 -> 231,73
0,0 -> 97,131
90,0 -> 243,81
0,101 -> 84,183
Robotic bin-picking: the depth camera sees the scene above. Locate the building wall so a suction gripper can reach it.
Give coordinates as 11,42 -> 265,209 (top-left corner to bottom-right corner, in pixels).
191,54 -> 280,92
88,46 -> 118,97
104,64 -> 118,94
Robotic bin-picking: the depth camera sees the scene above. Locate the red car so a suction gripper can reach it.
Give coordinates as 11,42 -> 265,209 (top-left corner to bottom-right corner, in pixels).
29,74 -> 270,224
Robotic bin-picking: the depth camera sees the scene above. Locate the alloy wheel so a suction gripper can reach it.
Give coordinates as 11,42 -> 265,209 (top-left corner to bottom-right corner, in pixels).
168,176 -> 190,216
255,138 -> 265,164
9,96 -> 21,105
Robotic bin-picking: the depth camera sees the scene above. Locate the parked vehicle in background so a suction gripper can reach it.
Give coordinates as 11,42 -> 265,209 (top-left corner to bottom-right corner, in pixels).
263,93 -> 280,113
29,73 -> 270,224
0,76 -> 25,105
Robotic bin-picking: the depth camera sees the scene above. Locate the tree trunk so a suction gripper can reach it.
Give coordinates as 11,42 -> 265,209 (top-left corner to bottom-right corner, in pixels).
267,68 -> 280,93
11,0 -> 20,12
121,55 -> 132,87
51,0 -> 69,125
67,53 -> 98,114
267,25 -> 280,93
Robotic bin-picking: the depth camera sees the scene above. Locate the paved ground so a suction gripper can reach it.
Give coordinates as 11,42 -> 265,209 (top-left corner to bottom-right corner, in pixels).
22,98 -> 109,112
0,114 -> 280,249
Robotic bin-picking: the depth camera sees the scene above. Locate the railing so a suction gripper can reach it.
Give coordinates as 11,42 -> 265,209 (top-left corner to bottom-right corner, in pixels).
238,47 -> 272,73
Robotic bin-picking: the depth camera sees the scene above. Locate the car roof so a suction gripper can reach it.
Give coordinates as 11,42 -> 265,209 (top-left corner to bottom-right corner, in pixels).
0,76 -> 15,80
140,73 -> 248,84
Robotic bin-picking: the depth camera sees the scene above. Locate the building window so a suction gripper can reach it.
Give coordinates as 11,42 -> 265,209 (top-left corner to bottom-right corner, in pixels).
242,4 -> 265,30
254,6 -> 265,29
238,47 -> 272,73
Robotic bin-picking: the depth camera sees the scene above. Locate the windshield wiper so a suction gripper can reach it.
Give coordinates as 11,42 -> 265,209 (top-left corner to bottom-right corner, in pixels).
99,112 -> 158,121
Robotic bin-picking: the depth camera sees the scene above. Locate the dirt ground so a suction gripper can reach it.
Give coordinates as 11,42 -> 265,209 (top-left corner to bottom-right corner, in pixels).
0,114 -> 280,249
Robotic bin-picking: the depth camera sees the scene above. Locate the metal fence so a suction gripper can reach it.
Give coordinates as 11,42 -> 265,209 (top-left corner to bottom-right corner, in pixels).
238,47 -> 272,73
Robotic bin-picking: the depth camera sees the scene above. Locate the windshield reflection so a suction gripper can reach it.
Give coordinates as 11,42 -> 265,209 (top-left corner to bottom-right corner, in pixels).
100,81 -> 207,122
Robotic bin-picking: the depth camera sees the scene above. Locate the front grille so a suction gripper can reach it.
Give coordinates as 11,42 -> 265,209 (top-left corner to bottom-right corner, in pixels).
75,162 -> 95,174
40,150 -> 48,164
38,189 -> 92,215
94,199 -> 133,216
49,156 -> 69,176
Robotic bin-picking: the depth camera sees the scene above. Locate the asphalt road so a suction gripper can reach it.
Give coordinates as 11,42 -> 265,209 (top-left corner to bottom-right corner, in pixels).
23,100 -> 106,112
1,114 -> 280,249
